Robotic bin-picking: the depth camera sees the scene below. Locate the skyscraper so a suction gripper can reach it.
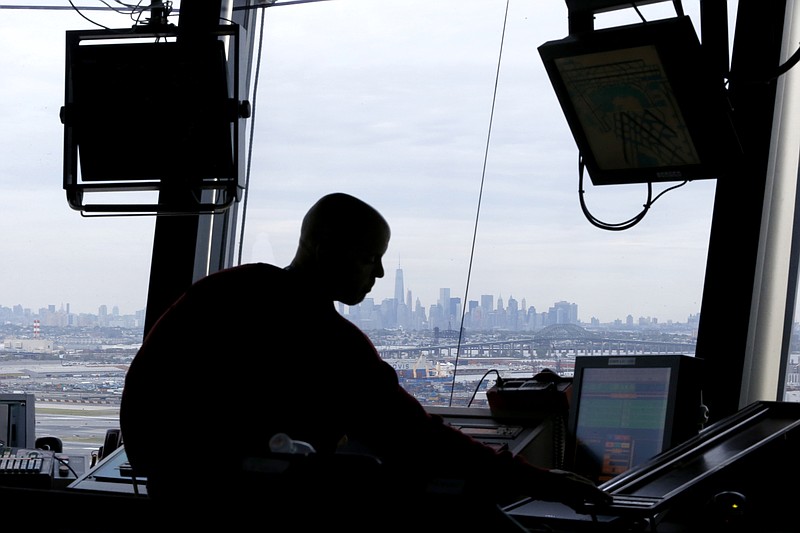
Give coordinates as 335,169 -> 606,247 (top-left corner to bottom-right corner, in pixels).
394,266 -> 409,329
439,288 -> 450,310
394,267 -> 404,306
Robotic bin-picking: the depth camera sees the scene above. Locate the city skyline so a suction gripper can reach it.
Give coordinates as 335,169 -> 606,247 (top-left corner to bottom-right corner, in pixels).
0,263 -> 700,328
0,271 -> 701,325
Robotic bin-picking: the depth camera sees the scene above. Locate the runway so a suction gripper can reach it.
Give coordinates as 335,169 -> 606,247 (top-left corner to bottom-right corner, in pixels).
35,403 -> 121,460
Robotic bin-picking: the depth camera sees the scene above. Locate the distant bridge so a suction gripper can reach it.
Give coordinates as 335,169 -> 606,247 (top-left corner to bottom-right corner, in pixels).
377,324 -> 695,361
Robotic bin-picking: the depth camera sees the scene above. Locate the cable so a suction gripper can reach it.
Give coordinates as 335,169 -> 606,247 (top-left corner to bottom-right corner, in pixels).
578,155 -> 687,231
628,1 -> 684,23
578,157 -> 651,231
0,3 -> 120,10
236,4 -> 267,266
448,0 -> 510,407
53,453 -> 80,479
233,0 -> 334,10
67,0 -> 112,29
63,0 -> 175,30
754,44 -> 800,84
672,0 -> 685,18
631,2 -> 645,23
466,369 -> 502,407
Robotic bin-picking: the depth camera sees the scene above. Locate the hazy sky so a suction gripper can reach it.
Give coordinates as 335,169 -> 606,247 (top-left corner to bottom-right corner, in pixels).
0,1 -> 737,323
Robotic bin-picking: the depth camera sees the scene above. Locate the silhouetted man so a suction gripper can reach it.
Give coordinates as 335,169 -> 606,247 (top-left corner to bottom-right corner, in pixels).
120,192 -> 609,530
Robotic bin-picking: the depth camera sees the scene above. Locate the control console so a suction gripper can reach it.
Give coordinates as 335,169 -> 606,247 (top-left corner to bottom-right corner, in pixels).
0,447 -> 77,488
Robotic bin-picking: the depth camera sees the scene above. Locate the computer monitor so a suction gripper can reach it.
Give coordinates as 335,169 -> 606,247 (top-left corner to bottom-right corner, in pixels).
538,16 -> 741,186
66,38 -> 233,182
567,354 -> 704,484
0,393 -> 36,449
62,25 -> 246,214
592,400 -> 800,530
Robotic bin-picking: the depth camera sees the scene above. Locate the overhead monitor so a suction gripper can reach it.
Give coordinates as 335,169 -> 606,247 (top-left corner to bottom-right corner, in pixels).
567,354 -> 704,485
62,25 -> 246,214
538,16 -> 741,186
67,39 -> 233,183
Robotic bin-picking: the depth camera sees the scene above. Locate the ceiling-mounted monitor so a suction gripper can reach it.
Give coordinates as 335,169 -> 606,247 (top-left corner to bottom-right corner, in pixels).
538,16 -> 742,186
61,25 -> 248,214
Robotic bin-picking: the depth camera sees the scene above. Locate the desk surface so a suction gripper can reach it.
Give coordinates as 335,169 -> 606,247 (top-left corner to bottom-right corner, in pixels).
68,445 -> 147,496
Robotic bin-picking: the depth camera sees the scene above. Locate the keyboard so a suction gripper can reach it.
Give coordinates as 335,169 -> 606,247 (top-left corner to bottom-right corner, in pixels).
0,447 -> 57,488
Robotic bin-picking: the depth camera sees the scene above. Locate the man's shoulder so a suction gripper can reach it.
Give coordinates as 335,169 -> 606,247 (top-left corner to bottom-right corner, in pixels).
219,262 -> 285,276
201,262 -> 287,285
173,263 -> 291,305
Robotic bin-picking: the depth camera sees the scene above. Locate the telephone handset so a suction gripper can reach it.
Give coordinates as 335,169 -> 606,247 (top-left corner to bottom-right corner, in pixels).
486,369 -> 571,417
485,368 -> 572,468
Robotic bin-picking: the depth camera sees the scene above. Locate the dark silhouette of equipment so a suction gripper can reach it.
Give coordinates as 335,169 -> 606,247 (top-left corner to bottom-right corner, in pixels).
61,24 -> 250,215
539,15 -> 741,186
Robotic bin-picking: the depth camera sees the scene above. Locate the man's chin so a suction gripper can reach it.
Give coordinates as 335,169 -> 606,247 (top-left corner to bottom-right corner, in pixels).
339,293 -> 366,306
336,285 -> 372,306
350,295 -> 368,306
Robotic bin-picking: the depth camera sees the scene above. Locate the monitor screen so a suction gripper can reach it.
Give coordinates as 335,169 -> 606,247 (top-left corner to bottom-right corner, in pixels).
66,39 -> 234,183
593,400 -> 800,528
567,355 -> 703,485
538,16 -> 741,186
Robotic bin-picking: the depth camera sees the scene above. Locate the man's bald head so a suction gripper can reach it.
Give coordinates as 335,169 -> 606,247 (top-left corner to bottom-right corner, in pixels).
299,192 -> 390,249
290,193 -> 390,305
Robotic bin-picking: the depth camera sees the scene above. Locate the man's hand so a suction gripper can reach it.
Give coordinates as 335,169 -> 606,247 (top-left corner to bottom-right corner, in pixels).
537,468 -> 613,512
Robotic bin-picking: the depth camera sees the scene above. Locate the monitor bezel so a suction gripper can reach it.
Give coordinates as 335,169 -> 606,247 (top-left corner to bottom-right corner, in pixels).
538,16 -> 741,186
566,354 -> 703,484
68,39 -> 234,183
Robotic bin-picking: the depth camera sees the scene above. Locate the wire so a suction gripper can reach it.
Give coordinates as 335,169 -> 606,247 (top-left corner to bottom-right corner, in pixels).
62,0 -> 174,30
236,4 -> 267,266
628,1 -> 684,23
0,3 -> 117,10
233,0 -> 334,10
577,155 -> 687,231
672,0 -> 685,18
447,0 -> 510,407
776,48 -> 800,78
624,1 -> 685,24
103,0 -> 157,25
53,454 -> 80,479
756,44 -> 800,84
67,0 -> 111,29
631,2 -> 645,22
466,369 -> 502,407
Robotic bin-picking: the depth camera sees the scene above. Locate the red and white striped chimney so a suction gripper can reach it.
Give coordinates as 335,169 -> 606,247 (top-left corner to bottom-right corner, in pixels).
33,319 -> 40,338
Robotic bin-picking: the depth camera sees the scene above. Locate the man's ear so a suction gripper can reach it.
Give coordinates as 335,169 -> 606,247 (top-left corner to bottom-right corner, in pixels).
314,241 -> 341,268
314,241 -> 328,261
